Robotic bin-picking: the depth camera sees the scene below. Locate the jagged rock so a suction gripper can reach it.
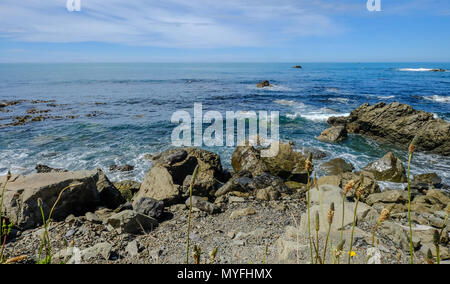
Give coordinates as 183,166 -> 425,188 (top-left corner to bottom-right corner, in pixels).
35,164 -> 67,173
365,190 -> 409,206
114,180 -> 141,202
134,148 -> 228,205
255,186 -> 281,201
106,210 -> 158,234
133,197 -> 165,219
363,152 -> 407,183
300,147 -> 327,160
411,189 -> 450,214
317,125 -> 347,142
231,146 -> 269,177
185,196 -> 220,214
109,164 -> 134,172
412,173 -> 442,191
232,142 -> 309,183
320,158 -> 354,175
328,102 -> 450,156
0,169 -> 123,229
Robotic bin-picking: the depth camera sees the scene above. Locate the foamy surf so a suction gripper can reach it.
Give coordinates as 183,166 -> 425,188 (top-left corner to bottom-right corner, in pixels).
274,99 -> 306,108
398,68 -> 434,72
287,112 -> 350,122
423,95 -> 450,103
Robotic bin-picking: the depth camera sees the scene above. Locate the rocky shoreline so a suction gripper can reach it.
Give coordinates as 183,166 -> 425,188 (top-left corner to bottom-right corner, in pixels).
0,102 -> 449,264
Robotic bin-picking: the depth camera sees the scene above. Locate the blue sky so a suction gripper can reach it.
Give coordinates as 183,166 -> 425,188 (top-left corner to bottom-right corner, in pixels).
0,0 -> 449,62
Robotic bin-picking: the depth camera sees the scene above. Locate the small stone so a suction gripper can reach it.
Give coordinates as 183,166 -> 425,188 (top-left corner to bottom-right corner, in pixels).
230,207 -> 256,219
85,212 -> 101,223
125,240 -> 139,257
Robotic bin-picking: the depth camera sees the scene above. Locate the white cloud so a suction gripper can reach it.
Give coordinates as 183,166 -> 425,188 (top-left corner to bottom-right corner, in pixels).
0,0 -> 347,47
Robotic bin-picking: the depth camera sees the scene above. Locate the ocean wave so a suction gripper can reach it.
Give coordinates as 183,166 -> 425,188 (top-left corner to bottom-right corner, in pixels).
398,68 -> 434,72
274,99 -> 306,108
249,84 -> 292,92
286,111 -> 349,122
328,97 -> 350,103
423,95 -> 450,103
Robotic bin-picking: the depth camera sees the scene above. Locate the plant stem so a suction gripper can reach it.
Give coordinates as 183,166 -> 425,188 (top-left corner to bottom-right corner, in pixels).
348,196 -> 360,264
306,172 -> 313,264
340,194 -> 345,244
323,223 -> 331,264
436,245 -> 440,264
186,166 -> 199,264
407,152 -> 414,264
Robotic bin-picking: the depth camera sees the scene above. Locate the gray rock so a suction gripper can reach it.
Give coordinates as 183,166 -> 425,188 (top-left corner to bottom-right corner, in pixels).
320,158 -> 354,175
317,125 -> 347,142
85,212 -> 101,223
106,210 -> 158,234
133,197 -> 165,219
35,164 -> 67,173
125,240 -> 139,257
365,190 -> 409,206
0,169 -> 123,229
134,148 -> 228,205
81,242 -> 113,260
185,196 -> 220,214
363,152 -> 407,183
328,102 -> 450,156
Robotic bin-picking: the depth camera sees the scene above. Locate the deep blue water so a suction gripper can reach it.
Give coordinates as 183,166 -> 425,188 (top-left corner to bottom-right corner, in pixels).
0,63 -> 449,187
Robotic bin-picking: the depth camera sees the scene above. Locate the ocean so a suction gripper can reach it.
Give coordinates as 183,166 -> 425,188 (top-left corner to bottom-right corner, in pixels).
0,63 -> 449,187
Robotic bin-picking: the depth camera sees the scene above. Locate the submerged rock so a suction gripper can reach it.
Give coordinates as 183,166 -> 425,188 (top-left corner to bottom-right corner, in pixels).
256,80 -> 272,88
35,164 -> 67,173
363,152 -> 407,183
328,102 -> 450,156
109,164 -> 134,172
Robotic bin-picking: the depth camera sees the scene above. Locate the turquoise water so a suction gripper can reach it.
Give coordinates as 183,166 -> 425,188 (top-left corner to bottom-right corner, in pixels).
0,63 -> 449,186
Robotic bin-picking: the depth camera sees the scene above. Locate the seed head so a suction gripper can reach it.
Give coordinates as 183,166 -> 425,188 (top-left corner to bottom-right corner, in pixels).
6,170 -> 11,182
343,180 -> 355,195
356,174 -> 364,198
433,230 -> 440,246
305,153 -> 314,173
327,202 -> 335,225
409,136 -> 418,154
315,211 -> 320,232
378,208 -> 390,223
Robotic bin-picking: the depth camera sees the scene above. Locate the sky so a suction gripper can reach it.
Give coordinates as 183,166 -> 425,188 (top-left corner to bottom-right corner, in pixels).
0,0 -> 449,63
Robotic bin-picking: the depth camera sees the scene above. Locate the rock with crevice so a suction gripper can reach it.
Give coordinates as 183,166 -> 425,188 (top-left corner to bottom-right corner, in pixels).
328,102 -> 450,156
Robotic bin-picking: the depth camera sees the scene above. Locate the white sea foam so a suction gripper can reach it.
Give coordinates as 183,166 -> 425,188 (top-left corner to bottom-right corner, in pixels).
250,84 -> 292,92
287,112 -> 350,122
328,97 -> 349,103
274,99 -> 306,108
423,95 -> 450,103
398,68 -> 434,72
377,95 -> 395,99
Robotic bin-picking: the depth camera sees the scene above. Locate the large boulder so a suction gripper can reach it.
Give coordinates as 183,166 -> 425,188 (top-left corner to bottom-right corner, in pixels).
320,158 -> 354,175
232,142 -> 309,183
339,171 -> 381,202
363,152 -> 407,183
328,102 -> 450,156
134,148 -> 229,206
317,125 -> 347,143
0,169 -> 124,229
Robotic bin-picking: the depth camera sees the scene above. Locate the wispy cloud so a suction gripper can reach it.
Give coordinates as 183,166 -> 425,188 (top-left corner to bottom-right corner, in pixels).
0,0 -> 352,48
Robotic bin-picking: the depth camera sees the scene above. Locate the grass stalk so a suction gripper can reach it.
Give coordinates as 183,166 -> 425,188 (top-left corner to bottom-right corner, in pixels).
348,175 -> 363,264
186,165 -> 199,264
407,137 -> 417,264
